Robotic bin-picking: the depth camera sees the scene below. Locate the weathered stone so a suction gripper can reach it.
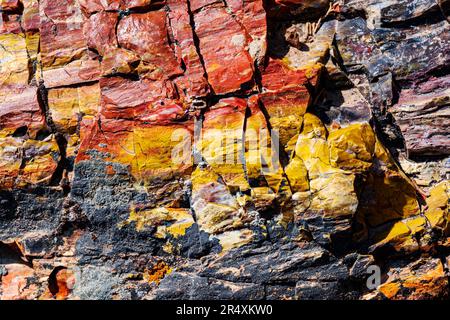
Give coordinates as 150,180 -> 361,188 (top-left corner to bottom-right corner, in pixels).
0,33 -> 29,85
424,181 -> 449,234
42,59 -> 101,88
0,135 -> 60,189
390,76 -> 450,157
0,12 -> 22,34
39,0 -> 88,70
0,0 -> 449,301
193,4 -> 255,94
78,0 -> 120,14
167,0 -> 210,99
227,0 -> 267,67
0,85 -> 45,138
0,263 -> 38,300
83,11 -> 118,56
117,11 -> 183,80
22,0 -> 40,32
100,48 -> 140,77
199,98 -> 249,192
400,156 -> 449,189
343,0 -> 441,27
191,165 -> 244,235
372,21 -> 450,85
121,0 -> 153,10
200,242 -> 350,285
120,206 -> 195,241
0,0 -> 20,11
154,272 -> 265,300
375,258 -> 448,300
245,95 -> 285,196
266,0 -> 331,20
47,84 -> 100,135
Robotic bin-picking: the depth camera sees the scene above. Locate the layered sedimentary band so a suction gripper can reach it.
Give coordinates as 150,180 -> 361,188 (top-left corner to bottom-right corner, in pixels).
0,0 -> 449,300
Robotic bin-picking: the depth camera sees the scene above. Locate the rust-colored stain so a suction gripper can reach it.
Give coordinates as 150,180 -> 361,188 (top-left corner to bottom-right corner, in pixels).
143,261 -> 172,285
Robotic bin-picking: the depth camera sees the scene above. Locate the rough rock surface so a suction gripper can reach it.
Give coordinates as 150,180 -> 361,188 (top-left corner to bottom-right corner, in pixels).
0,0 -> 449,300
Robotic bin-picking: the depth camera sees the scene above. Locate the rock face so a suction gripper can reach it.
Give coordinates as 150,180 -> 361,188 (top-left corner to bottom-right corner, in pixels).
0,0 -> 449,300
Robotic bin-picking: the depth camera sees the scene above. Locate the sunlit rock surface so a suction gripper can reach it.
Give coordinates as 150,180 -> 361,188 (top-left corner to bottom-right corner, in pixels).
0,0 -> 449,300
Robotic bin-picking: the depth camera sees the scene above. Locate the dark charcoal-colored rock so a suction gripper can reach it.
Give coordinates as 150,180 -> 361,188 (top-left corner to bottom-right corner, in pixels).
154,272 -> 265,300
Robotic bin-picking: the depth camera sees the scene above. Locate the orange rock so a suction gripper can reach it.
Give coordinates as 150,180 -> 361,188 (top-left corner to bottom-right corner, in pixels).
39,0 -> 88,70
83,11 -> 118,56
143,261 -> 172,285
48,83 -> 100,135
200,98 -> 249,192
0,264 -> 38,300
193,4 -> 255,94
100,48 -> 140,76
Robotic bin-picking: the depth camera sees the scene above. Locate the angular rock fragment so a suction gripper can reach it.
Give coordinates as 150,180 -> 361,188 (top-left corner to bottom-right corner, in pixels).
83,11 -> 118,56
260,59 -> 321,155
245,96 -> 285,199
0,263 -> 38,300
335,17 -> 387,78
198,98 -> 249,192
0,12 -> 22,34
0,33 -> 29,85
315,86 -> 372,127
120,206 -> 195,250
343,0 -> 442,27
167,0 -> 210,99
154,272 -> 265,300
42,60 -> 101,89
0,85 -> 45,138
22,0 -> 40,32
193,3 -> 255,94
100,48 -> 140,77
47,83 -> 100,158
372,21 -> 450,85
0,135 -> 60,189
117,11 -> 183,80
424,181 -> 449,234
390,76 -> 450,157
39,0 -> 88,70
78,0 -> 120,14
226,0 -> 267,67
191,164 -> 245,235
0,0 -> 449,301
266,0 -> 331,20
375,258 -> 449,300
